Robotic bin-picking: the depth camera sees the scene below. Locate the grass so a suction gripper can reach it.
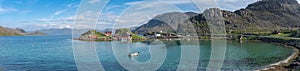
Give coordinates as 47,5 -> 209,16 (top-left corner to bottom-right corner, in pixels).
131,34 -> 147,40
270,33 -> 293,37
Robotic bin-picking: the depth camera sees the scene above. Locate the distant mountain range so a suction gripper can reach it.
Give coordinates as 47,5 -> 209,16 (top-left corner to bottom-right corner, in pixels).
0,26 -> 45,36
134,0 -> 300,35
38,28 -> 73,35
0,27 -> 94,36
38,28 -> 110,35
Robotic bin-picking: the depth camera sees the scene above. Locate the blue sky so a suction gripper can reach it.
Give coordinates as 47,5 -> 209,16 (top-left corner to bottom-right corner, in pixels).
0,0 -> 299,31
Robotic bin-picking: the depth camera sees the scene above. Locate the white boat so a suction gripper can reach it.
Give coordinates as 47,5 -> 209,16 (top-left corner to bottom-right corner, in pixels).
128,52 -> 139,57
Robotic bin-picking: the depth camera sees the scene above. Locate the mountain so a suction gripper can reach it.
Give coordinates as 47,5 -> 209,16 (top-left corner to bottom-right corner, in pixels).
134,12 -> 199,34
39,28 -> 109,36
24,31 -> 46,35
228,0 -> 300,30
134,0 -> 300,35
0,26 -> 22,36
39,28 -> 72,35
0,26 -> 45,36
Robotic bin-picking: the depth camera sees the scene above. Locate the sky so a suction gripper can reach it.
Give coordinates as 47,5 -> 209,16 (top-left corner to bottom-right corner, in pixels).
0,0 -> 300,31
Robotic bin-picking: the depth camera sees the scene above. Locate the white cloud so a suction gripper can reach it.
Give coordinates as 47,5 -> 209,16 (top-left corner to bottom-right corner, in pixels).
53,3 -> 78,16
124,0 -> 263,12
34,23 -> 73,29
31,12 -> 118,30
217,0 -> 259,11
125,1 -> 143,6
114,1 -> 183,28
37,18 -> 52,22
89,0 -> 100,4
62,16 -> 75,22
0,7 -> 7,13
161,0 -> 193,5
124,0 -> 191,10
105,5 -> 120,10
31,18 -> 96,29
37,15 -> 94,23
125,0 -> 193,6
0,7 -> 17,14
54,9 -> 67,16
98,12 -> 118,24
67,3 -> 77,8
219,0 -> 244,2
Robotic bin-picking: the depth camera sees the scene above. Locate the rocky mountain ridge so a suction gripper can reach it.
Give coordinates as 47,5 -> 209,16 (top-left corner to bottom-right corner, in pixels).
134,0 -> 300,35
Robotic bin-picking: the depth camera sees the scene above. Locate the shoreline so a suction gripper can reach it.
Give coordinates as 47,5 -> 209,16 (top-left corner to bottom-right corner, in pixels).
253,36 -> 300,71
256,43 -> 299,71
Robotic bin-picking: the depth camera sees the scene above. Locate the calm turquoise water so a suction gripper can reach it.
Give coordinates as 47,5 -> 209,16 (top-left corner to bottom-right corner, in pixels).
0,35 -> 293,70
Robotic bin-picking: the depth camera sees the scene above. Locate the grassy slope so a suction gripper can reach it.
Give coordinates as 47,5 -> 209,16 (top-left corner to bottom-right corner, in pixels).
0,30 -> 21,36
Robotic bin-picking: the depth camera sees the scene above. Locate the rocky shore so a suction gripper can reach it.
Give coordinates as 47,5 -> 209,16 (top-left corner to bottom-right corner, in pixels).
256,37 -> 300,71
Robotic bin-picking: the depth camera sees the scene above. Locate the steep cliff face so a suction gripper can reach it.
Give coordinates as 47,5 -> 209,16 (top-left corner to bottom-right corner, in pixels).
134,0 -> 300,35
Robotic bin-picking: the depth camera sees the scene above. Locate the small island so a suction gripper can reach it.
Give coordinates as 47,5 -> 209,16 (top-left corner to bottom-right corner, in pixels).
75,28 -> 147,41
